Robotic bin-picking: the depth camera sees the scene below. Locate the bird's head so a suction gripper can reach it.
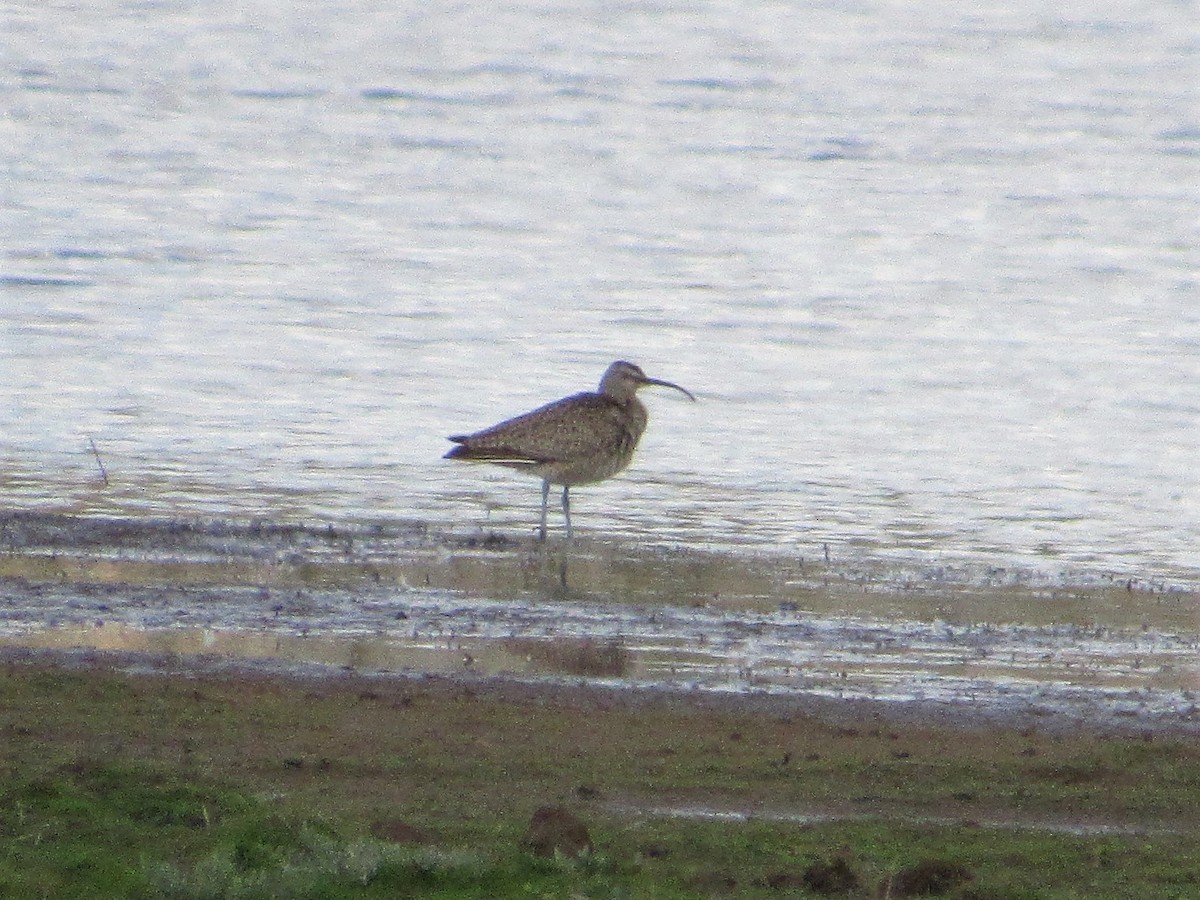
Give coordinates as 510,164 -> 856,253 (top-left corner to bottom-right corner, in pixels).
599,360 -> 696,404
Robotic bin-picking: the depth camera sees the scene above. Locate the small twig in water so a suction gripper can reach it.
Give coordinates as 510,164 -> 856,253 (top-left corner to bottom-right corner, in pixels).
88,437 -> 110,486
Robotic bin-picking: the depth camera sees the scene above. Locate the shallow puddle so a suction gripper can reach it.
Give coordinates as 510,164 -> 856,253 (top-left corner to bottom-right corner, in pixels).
611,800 -> 1184,838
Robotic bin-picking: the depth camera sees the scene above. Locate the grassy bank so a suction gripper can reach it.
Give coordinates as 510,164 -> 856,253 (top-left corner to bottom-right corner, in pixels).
2,660 -> 1198,898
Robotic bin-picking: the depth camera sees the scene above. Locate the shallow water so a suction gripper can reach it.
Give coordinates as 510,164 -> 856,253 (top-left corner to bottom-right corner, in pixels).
9,588 -> 1196,722
3,1 -> 1198,582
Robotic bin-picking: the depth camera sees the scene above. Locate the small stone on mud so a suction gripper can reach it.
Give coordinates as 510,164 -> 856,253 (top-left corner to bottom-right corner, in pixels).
521,805 -> 593,858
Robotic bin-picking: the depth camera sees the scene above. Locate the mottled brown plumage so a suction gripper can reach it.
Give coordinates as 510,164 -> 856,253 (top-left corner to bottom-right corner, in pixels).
445,360 -> 695,538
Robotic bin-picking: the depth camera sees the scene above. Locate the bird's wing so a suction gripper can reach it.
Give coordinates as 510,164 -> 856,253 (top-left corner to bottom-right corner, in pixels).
446,393 -> 632,464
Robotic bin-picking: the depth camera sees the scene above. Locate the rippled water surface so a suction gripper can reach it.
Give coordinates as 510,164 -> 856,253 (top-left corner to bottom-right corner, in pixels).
3,0 -> 1198,583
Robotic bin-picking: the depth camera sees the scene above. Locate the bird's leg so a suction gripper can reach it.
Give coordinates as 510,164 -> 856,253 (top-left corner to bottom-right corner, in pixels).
539,479 -> 550,542
562,485 -> 572,539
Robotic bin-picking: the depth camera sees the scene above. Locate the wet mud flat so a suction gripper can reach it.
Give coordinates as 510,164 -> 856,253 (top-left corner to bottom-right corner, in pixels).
1,511 -> 1197,736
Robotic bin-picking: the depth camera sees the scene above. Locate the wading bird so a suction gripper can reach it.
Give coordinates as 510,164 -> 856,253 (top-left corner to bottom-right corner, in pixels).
444,360 -> 696,539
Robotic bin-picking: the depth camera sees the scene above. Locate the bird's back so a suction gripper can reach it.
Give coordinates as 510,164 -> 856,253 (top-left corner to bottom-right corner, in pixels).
445,391 -> 648,485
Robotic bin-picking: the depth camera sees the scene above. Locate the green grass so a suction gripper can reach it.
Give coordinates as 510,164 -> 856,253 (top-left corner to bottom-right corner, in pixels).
3,760 -> 1198,898
0,758 -> 630,899
1,665 -> 1199,898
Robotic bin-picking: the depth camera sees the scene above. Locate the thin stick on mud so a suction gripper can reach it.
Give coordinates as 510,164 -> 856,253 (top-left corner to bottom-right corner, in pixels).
88,437 -> 110,487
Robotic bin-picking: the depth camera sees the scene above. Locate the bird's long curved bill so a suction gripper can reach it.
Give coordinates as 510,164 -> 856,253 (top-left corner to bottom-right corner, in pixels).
641,377 -> 697,401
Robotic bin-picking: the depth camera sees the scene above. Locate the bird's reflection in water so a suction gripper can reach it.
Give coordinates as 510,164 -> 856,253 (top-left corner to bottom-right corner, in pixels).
522,537 -> 573,594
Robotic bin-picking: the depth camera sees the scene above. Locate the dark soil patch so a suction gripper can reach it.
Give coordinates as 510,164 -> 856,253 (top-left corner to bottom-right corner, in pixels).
884,858 -> 974,896
503,637 -> 631,677
521,805 -> 593,858
803,854 -> 861,894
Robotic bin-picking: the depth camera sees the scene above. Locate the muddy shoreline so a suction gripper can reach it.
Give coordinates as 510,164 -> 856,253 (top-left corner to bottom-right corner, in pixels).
2,641 -> 1196,741
1,511 -> 1197,738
